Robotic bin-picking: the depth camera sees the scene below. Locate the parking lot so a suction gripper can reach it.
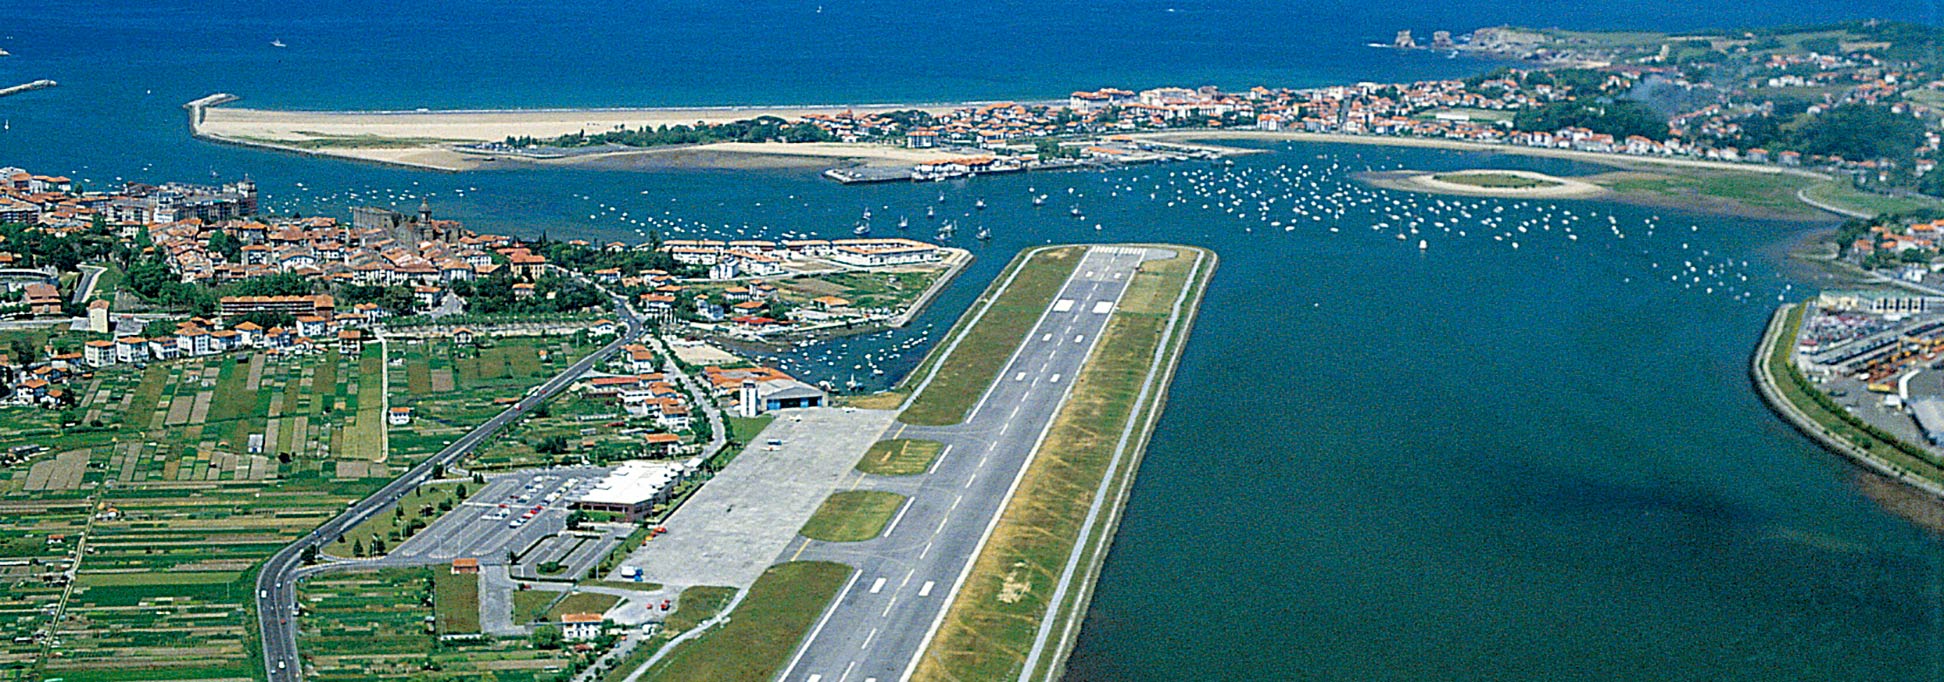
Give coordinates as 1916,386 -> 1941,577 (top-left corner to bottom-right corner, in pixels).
610,406 -> 898,588
391,466 -> 616,568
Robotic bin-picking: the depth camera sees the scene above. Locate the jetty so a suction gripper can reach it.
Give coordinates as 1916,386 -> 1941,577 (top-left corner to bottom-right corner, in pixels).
0,80 -> 57,98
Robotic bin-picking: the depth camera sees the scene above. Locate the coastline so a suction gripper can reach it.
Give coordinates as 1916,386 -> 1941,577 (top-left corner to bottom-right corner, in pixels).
1749,303 -> 1944,500
187,98 -> 994,172
1131,130 -> 1836,180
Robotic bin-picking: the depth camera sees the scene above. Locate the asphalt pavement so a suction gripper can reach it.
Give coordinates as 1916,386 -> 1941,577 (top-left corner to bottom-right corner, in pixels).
776,245 -> 1169,682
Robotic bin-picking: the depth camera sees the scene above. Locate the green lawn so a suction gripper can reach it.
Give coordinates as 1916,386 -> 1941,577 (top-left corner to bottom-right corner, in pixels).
512,588 -> 558,624
798,490 -> 907,542
602,585 -> 737,682
639,562 -> 852,682
1801,180 -> 1944,217
856,439 -> 944,476
1432,171 -> 1558,189
1597,169 -> 1822,218
433,570 -> 480,634
546,591 -> 621,621
900,247 -> 1083,426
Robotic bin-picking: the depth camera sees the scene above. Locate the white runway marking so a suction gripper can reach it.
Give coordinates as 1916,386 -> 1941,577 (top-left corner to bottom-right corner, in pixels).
1091,300 -> 1114,314
1014,371 -> 1025,381
1073,334 -> 1084,343
919,581 -> 935,597
1050,373 -> 1062,384
869,577 -> 886,594
882,497 -> 914,537
1053,299 -> 1075,312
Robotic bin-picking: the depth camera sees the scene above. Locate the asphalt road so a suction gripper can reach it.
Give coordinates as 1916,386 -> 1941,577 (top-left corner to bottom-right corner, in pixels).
256,291 -> 643,681
776,245 -> 1168,682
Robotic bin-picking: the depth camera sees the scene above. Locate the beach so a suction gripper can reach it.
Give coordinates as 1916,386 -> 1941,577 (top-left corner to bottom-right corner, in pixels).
190,102 -> 975,172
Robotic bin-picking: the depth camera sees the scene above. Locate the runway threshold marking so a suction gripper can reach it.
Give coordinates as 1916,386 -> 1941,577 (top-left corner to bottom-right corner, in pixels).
919,580 -> 935,597
870,577 -> 887,594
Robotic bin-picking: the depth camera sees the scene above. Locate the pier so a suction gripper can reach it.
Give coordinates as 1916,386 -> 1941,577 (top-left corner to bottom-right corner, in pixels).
0,80 -> 57,98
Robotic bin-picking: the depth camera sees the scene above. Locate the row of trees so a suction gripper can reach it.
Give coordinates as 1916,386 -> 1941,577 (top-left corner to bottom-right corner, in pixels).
513,115 -> 836,149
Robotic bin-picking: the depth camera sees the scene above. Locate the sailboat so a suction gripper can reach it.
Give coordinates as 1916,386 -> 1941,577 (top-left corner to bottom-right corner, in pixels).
897,216 -> 909,230
270,39 -> 287,48
925,206 -> 935,219
936,192 -> 946,204
975,226 -> 992,241
974,198 -> 986,210
1031,194 -> 1046,207
1069,205 -> 1083,218
861,207 -> 872,221
936,220 -> 956,240
853,219 -> 871,236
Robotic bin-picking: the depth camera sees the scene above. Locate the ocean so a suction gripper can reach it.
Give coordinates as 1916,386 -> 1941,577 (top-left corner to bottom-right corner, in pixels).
5,0 -> 1944,678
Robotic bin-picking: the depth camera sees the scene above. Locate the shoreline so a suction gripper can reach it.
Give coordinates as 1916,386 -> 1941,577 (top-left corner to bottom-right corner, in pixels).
1027,245 -> 1215,681
1132,130 -> 1836,180
1749,303 -> 1944,501
182,95 -> 1908,220
1359,169 -> 1608,199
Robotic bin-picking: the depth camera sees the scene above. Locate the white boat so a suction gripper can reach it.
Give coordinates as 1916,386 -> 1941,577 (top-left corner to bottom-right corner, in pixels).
897,216 -> 909,230
1418,239 -> 1428,250
1069,205 -> 1083,218
925,206 -> 935,219
975,227 -> 991,240
974,198 -> 986,210
854,222 -> 871,236
271,39 -> 286,48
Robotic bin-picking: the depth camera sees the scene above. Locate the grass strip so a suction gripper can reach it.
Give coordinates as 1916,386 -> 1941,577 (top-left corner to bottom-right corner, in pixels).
639,562 -> 851,682
900,247 -> 1082,426
855,438 -> 944,475
798,491 -> 906,542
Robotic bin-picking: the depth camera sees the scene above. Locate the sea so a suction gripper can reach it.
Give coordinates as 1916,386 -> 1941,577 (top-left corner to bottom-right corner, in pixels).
5,0 -> 1944,678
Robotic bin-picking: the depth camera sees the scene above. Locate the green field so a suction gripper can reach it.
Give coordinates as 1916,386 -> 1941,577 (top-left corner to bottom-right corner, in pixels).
1432,171 -> 1559,189
546,591 -> 621,621
1594,169 -> 1823,219
900,247 -> 1083,426
0,325 -> 609,681
433,569 -> 481,634
1801,180 -> 1944,217
639,562 -> 851,682
601,585 -> 736,682
298,567 -> 588,682
914,247 -> 1210,681
855,438 -> 944,475
798,490 -> 907,542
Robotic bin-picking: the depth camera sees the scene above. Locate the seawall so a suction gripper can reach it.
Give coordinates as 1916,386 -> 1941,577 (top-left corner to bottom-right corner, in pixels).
1749,303 -> 1944,499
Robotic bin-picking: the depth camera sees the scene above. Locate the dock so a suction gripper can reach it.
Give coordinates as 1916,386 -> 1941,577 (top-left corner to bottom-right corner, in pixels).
0,80 -> 57,98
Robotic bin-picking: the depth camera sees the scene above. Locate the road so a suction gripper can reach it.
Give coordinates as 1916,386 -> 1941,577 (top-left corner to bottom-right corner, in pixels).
775,245 -> 1167,682
256,291 -> 644,681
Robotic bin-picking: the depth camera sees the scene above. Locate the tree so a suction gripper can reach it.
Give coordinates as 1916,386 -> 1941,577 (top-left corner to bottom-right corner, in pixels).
530,625 -> 563,650
1514,99 -> 1668,141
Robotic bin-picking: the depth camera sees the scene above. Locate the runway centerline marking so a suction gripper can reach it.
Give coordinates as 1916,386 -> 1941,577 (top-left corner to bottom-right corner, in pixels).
919,581 -> 935,597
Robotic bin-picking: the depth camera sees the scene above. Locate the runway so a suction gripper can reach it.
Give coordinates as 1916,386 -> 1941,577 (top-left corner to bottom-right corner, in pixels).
777,245 -> 1170,682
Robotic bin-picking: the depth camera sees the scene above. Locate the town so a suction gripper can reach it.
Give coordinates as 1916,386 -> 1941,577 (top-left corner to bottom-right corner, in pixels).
0,165 -> 973,682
